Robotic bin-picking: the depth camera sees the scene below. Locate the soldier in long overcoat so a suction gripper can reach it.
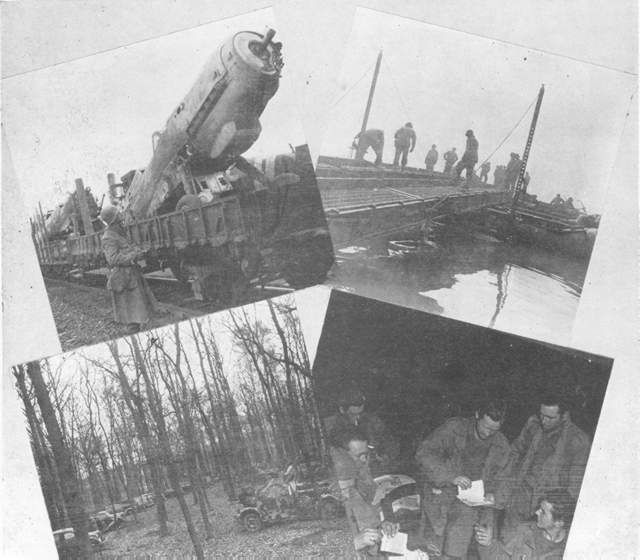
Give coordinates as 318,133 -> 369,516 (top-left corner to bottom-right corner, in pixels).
100,205 -> 159,334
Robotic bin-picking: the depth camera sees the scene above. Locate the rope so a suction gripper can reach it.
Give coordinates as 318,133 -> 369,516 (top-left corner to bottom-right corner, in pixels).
381,58 -> 411,118
477,95 -> 537,168
331,59 -> 379,110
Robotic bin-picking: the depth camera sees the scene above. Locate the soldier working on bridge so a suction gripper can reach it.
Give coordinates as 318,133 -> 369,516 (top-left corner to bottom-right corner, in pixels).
480,161 -> 491,183
393,122 -> 417,169
353,129 -> 385,165
493,165 -> 506,189
455,130 -> 479,184
100,205 -> 160,335
550,194 -> 564,207
443,148 -> 458,174
425,144 -> 439,172
504,153 -> 522,191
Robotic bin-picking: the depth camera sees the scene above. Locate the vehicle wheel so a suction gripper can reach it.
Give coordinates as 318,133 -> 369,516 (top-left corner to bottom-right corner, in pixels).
319,498 -> 340,520
242,511 -> 263,532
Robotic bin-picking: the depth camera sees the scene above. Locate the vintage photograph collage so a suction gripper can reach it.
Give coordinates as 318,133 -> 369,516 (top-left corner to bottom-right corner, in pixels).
1,2 -> 637,559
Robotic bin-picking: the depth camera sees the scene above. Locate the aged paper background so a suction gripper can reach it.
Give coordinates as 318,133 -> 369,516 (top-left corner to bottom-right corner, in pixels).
2,1 -> 637,558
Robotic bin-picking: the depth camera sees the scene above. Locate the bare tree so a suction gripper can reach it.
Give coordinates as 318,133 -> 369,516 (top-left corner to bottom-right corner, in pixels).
106,340 -> 169,536
129,334 -> 204,559
25,360 -> 92,558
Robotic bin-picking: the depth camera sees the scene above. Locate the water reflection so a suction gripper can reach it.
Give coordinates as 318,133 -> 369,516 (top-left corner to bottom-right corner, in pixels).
327,233 -> 586,346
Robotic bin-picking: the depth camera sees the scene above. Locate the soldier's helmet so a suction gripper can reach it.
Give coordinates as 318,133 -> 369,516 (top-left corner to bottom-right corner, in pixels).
405,122 -> 413,128
466,129 -> 474,136
338,387 -> 366,409
100,205 -> 120,226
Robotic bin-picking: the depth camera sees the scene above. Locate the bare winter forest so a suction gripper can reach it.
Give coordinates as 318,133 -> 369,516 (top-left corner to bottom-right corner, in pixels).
12,296 -> 345,559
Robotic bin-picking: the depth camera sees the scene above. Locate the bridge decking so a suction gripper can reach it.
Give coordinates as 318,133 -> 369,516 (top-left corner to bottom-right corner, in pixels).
316,156 -> 510,248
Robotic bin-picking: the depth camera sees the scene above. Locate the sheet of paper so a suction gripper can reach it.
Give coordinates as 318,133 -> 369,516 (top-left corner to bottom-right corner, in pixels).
380,531 -> 409,555
457,479 -> 485,505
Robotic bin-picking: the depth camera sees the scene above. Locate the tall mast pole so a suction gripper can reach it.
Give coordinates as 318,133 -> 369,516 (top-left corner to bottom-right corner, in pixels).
360,51 -> 383,134
512,84 -> 545,212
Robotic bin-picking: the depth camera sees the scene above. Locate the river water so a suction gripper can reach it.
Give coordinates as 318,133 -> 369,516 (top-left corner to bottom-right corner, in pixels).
327,230 -> 587,347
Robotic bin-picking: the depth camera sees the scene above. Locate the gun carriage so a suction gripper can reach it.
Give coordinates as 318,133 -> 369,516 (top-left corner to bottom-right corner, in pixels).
32,29 -> 333,301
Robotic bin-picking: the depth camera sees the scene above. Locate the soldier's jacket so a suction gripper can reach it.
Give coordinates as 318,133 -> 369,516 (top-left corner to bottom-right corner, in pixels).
479,522 -> 565,560
415,416 -> 511,491
506,158 -> 522,179
496,416 -> 590,507
330,446 -> 380,534
444,150 -> 459,164
416,417 -> 510,537
460,136 -> 479,164
357,129 -> 385,145
394,126 -> 416,149
425,149 -> 438,164
102,227 -> 143,293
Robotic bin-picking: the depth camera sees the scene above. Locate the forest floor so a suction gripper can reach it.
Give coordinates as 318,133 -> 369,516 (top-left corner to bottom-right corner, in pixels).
96,483 -> 355,559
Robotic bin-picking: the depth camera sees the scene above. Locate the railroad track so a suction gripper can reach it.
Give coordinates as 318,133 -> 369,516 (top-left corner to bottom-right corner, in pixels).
43,272 -> 294,324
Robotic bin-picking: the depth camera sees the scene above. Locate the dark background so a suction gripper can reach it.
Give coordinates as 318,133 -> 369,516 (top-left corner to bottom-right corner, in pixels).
313,290 -> 613,469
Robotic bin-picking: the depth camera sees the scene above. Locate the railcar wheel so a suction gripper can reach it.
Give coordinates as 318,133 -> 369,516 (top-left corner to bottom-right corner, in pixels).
278,233 -> 334,289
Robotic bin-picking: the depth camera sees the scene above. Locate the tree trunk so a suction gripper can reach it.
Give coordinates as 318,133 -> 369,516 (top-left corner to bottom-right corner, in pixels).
108,341 -> 169,536
131,335 -> 204,559
26,360 -> 92,559
14,366 -> 67,528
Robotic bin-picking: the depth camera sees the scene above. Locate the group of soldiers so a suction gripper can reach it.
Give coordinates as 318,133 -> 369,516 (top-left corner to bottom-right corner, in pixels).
353,126 -> 532,191
353,125 -> 480,183
324,386 -> 589,559
550,194 -> 576,210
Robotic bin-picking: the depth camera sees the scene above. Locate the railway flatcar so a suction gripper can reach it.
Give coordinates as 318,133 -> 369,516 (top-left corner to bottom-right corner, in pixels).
32,28 -> 334,301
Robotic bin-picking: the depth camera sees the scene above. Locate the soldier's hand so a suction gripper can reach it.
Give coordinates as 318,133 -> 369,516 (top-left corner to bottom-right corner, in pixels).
452,475 -> 472,489
474,523 -> 492,547
380,521 -> 399,538
354,528 -> 381,550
